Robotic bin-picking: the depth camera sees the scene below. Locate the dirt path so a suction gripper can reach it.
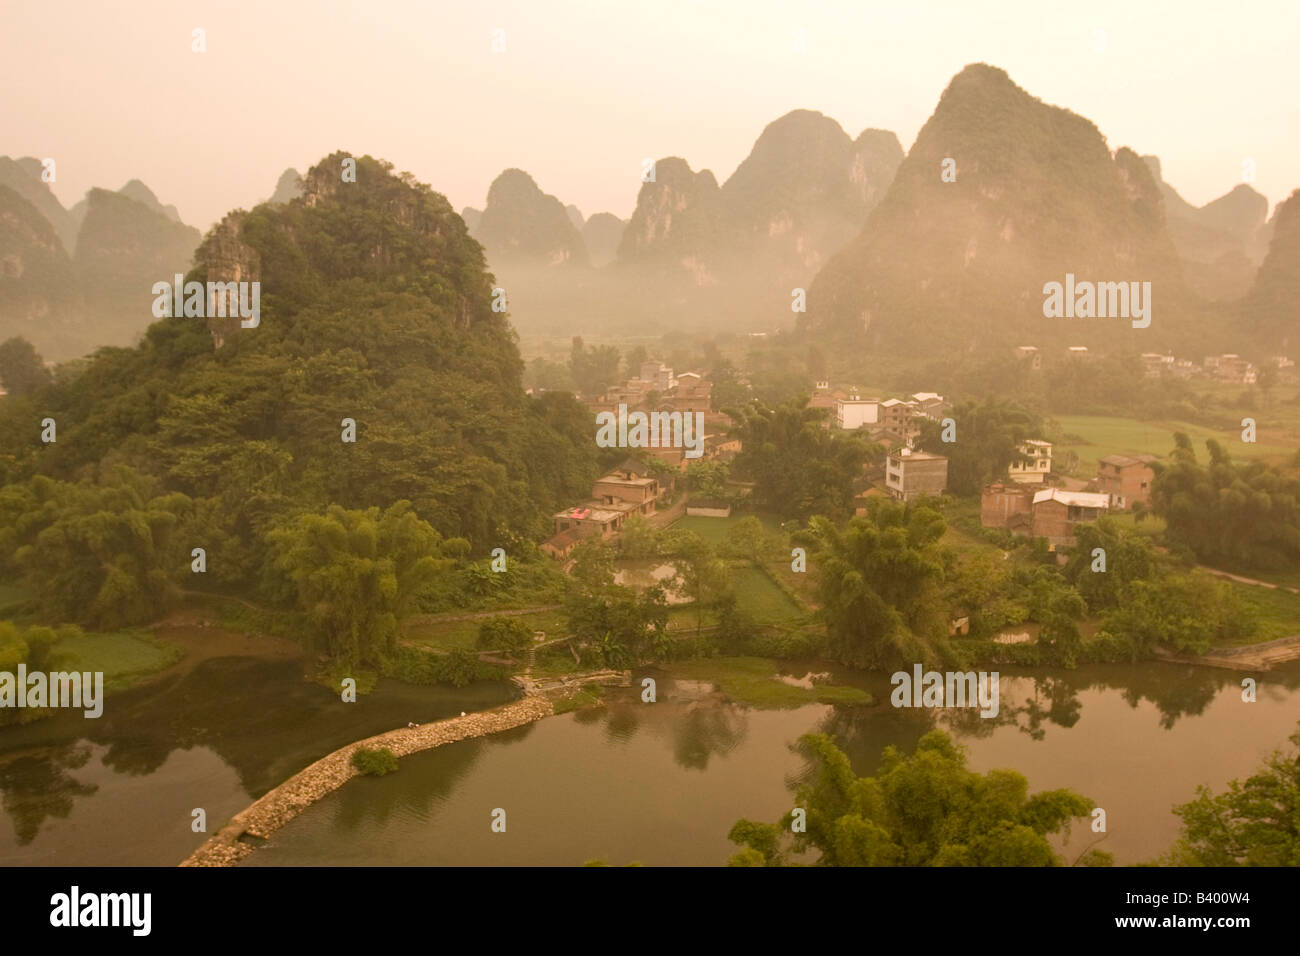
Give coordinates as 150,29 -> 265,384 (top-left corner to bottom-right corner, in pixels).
404,604 -> 563,626
1197,565 -> 1300,594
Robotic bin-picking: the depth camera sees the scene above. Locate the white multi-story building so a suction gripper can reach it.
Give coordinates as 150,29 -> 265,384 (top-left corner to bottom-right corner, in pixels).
1008,440 -> 1052,483
836,397 -> 880,430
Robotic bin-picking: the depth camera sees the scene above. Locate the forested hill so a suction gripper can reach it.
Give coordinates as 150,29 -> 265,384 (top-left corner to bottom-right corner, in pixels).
0,153 -> 600,592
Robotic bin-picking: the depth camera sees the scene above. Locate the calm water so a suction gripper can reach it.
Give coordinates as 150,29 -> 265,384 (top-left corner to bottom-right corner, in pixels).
0,656 -> 517,865
246,660 -> 1300,866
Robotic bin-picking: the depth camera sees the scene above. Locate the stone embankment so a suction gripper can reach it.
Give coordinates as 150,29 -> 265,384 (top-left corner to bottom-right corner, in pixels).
1153,634 -> 1300,671
181,694 -> 554,867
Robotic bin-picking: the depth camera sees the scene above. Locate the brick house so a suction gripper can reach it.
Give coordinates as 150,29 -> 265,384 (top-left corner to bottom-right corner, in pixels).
982,484 -> 1109,549
1028,488 -> 1110,549
1094,454 -> 1156,509
981,482 -> 1034,532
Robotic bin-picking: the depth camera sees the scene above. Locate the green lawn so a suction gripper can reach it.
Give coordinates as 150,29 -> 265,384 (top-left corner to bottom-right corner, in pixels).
51,630 -> 185,690
1052,415 -> 1295,478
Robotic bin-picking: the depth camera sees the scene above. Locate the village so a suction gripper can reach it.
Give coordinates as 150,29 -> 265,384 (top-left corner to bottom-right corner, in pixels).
539,353 -> 1179,562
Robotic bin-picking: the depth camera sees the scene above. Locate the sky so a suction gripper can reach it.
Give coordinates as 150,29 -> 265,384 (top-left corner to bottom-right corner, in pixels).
4,0 -> 1298,233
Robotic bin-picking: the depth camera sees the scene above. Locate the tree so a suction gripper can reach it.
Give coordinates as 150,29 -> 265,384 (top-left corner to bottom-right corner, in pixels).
686,459 -> 728,500
729,731 -> 1096,866
266,501 -> 446,666
916,397 -> 1040,496
1166,725 -> 1300,866
618,513 -> 660,559
1097,574 -> 1254,657
723,515 -> 779,564
662,530 -> 729,634
570,336 -> 622,397
1150,435 -> 1300,572
1063,518 -> 1156,613
476,616 -> 533,653
729,397 -> 873,521
0,337 -> 52,397
6,468 -> 190,628
803,499 -> 947,668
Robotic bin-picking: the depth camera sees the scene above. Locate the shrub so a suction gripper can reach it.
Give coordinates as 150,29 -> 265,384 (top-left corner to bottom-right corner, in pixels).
351,747 -> 399,776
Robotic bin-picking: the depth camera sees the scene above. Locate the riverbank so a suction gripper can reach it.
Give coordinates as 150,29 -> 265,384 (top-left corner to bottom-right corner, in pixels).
1152,633 -> 1300,671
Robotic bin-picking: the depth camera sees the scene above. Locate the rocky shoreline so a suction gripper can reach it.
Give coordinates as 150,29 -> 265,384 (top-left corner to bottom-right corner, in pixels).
180,693 -> 555,867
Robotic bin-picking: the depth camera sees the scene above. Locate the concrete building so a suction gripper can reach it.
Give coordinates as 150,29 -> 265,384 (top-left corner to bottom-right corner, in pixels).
885,448 -> 948,502
1094,454 -> 1156,510
836,397 -> 880,430
879,399 -> 918,440
910,393 -> 947,419
1008,440 -> 1052,483
640,361 -> 674,392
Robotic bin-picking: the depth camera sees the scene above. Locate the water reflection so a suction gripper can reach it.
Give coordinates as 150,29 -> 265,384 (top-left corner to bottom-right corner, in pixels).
248,660 -> 1300,866
0,743 -> 97,845
0,656 -> 517,864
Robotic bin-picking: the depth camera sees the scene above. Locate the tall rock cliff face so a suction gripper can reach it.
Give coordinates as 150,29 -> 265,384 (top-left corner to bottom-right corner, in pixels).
720,110 -> 901,274
475,169 -> 587,267
0,156 -> 77,253
0,186 -> 83,358
805,63 -> 1191,354
1142,156 -> 1269,300
616,114 -> 902,285
73,188 -> 201,349
191,210 -> 261,348
1244,189 -> 1300,352
617,157 -> 724,280
461,206 -> 482,234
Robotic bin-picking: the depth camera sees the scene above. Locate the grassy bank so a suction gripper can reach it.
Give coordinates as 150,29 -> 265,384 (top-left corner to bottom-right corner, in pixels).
664,656 -> 871,708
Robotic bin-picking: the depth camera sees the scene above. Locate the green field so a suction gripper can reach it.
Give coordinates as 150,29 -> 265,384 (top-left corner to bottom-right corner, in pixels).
52,630 -> 185,690
730,565 -> 804,624
667,512 -> 786,547
403,609 -> 567,650
1051,415 -> 1296,477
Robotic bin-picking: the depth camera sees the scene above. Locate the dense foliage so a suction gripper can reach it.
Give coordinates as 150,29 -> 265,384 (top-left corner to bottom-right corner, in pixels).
1167,725 -> 1300,866
728,730 -> 1100,866
1151,434 -> 1300,571
0,155 -> 601,661
727,397 -> 873,520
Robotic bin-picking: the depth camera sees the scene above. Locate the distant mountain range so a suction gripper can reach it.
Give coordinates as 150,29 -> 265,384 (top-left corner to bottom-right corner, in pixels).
2,66 -> 1296,361
0,158 -> 207,359
0,165 -> 319,361
802,63 -> 1292,357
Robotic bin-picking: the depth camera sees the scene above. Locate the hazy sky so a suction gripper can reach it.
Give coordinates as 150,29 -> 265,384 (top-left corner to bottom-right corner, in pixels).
5,0 -> 1297,232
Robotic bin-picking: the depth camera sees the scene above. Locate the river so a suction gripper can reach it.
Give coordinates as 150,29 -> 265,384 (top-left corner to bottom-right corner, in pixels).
0,649 -> 517,865
4,649 -> 1298,866
243,659 -> 1300,866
